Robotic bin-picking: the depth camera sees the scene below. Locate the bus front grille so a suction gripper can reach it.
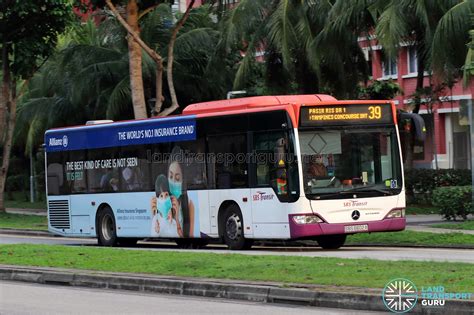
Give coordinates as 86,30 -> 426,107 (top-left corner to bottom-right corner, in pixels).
48,200 -> 70,229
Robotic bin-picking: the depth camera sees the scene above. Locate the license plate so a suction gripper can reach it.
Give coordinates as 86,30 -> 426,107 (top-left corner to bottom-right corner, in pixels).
344,224 -> 369,233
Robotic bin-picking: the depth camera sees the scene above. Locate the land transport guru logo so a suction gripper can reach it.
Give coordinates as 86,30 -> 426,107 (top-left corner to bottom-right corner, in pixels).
382,278 -> 418,313
382,278 -> 473,313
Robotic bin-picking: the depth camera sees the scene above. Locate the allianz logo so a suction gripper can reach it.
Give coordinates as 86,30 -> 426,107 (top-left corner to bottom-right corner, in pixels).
49,135 -> 69,148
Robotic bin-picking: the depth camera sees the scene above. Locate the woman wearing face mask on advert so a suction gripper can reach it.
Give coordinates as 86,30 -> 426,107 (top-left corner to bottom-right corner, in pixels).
168,146 -> 195,238
150,175 -> 177,237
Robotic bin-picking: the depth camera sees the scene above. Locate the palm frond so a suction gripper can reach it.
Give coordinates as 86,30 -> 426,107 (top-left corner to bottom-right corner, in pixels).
432,0 -> 472,75
266,0 -> 299,71
375,2 -> 409,57
233,39 -> 257,90
106,77 -> 132,119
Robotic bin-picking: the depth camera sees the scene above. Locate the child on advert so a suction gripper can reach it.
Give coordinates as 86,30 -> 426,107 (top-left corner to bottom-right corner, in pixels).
151,175 -> 177,237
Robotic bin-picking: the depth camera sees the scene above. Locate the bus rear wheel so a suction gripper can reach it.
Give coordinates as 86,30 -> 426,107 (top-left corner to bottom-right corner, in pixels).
222,205 -> 253,250
97,207 -> 118,247
316,234 -> 346,249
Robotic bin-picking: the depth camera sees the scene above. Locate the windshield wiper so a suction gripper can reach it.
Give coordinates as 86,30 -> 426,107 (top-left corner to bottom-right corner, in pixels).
310,185 -> 394,200
342,185 -> 394,195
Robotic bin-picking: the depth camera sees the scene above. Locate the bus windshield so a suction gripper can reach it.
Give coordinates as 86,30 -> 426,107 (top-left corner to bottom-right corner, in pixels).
299,126 -> 402,199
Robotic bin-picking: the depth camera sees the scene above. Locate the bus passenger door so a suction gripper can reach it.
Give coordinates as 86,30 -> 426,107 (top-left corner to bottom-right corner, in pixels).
251,132 -> 292,238
207,133 -> 253,237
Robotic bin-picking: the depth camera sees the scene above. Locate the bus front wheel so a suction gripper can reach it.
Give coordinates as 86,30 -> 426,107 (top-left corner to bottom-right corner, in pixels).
222,205 -> 253,250
97,207 -> 118,246
316,234 -> 346,249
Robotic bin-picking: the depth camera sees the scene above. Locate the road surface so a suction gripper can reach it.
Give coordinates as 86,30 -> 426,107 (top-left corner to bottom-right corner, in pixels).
1,234 -> 472,263
0,281 -> 383,315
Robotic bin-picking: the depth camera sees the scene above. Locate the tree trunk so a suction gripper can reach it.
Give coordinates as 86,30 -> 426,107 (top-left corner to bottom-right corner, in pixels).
0,44 -> 16,212
159,0 -> 196,117
126,0 -> 147,119
106,0 -> 164,118
413,53 -> 425,114
404,133 -> 414,171
153,62 -> 164,115
405,49 -> 426,170
0,41 -> 8,145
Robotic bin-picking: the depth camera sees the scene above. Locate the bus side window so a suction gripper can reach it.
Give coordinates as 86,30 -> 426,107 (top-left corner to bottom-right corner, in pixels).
47,163 -> 63,195
71,150 -> 87,194
254,131 -> 283,187
274,137 -> 288,196
178,139 -> 207,190
252,130 -> 298,201
208,133 -> 248,189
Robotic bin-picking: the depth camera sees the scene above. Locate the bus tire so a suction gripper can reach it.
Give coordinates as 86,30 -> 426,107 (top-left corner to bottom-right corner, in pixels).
316,234 -> 346,249
97,206 -> 118,247
222,205 -> 252,250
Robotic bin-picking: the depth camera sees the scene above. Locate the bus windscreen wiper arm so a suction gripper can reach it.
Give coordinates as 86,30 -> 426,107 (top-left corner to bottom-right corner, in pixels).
342,185 -> 393,195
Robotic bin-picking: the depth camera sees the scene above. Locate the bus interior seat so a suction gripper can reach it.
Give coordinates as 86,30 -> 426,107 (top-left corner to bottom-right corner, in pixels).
217,172 -> 231,189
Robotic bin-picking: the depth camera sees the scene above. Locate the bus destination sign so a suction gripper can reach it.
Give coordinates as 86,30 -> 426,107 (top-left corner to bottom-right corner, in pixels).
300,104 -> 393,127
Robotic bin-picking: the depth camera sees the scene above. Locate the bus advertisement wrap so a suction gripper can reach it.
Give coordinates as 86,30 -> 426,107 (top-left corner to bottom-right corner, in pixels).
45,118 -> 196,152
109,190 -> 200,239
48,142 -> 202,238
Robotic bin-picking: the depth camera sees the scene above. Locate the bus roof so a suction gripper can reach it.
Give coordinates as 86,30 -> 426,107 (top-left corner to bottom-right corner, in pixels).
182,94 -> 337,115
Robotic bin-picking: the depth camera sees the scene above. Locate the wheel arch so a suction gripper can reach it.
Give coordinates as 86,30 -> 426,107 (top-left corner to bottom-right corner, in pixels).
95,203 -> 113,235
217,200 -> 241,238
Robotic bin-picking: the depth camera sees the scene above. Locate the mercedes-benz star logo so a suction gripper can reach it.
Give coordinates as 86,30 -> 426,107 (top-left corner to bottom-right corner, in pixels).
382,278 -> 418,313
351,210 -> 360,221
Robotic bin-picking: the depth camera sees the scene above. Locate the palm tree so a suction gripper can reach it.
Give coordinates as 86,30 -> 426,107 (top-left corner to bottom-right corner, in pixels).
15,10 -> 232,153
15,19 -> 132,153
140,4 -> 231,108
374,0 -> 465,113
431,0 -> 474,82
220,0 -> 370,98
464,29 -> 474,86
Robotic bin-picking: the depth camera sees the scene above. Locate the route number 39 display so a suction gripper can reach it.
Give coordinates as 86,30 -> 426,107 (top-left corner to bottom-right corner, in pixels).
368,106 -> 381,120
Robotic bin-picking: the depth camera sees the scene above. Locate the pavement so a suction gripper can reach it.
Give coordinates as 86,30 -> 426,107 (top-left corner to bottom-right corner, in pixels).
2,281 -> 378,315
0,265 -> 472,314
5,207 -> 47,216
405,214 -> 474,235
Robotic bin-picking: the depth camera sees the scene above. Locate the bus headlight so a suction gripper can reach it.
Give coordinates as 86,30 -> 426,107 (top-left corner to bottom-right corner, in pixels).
292,215 -> 323,224
386,208 -> 405,218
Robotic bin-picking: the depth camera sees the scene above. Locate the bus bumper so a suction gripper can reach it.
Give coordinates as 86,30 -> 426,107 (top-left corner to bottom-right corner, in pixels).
288,215 -> 405,239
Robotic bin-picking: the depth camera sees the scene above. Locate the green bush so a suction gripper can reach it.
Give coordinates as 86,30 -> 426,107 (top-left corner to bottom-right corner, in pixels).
432,186 -> 473,220
405,169 -> 471,204
6,174 -> 29,192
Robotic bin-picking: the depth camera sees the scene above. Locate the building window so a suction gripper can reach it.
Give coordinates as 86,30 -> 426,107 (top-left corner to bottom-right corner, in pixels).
408,46 -> 418,74
383,56 -> 397,77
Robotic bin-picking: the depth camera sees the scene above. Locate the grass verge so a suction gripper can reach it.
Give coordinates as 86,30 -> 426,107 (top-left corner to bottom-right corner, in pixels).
0,212 -> 47,230
430,221 -> 474,231
4,191 -> 46,210
347,230 -> 474,247
0,244 -> 472,292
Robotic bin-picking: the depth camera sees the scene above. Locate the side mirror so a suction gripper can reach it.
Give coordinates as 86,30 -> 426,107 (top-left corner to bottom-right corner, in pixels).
398,111 -> 426,142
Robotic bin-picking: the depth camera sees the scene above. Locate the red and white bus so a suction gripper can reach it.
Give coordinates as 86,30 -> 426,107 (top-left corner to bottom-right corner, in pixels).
45,95 -> 414,250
